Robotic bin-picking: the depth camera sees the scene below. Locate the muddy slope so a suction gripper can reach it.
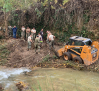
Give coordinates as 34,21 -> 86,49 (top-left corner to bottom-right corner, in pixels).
6,39 -> 58,68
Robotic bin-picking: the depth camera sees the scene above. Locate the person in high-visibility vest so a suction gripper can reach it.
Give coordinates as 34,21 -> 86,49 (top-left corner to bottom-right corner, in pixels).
34,35 -> 41,54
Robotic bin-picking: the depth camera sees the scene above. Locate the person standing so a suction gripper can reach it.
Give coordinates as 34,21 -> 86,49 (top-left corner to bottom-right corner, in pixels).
31,27 -> 36,41
38,33 -> 42,41
48,33 -> 55,49
38,33 -> 43,48
26,27 -> 30,40
34,35 -> 40,54
8,26 -> 12,37
21,26 -> 25,40
12,26 -> 17,38
40,29 -> 43,40
27,35 -> 32,51
46,31 -> 50,44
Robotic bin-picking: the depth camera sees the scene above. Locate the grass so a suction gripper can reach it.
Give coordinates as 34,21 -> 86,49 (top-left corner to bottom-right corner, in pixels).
38,54 -> 85,70
28,78 -> 82,91
42,54 -> 50,62
42,55 -> 59,63
0,41 -> 10,65
29,81 -> 43,91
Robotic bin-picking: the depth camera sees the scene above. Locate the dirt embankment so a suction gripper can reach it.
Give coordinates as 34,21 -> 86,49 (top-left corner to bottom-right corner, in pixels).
1,38 -> 99,72
37,57 -> 99,72
6,39 -> 60,68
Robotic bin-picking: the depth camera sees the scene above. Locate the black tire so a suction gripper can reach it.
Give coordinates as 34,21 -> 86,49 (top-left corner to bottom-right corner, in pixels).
73,56 -> 83,64
63,52 -> 72,61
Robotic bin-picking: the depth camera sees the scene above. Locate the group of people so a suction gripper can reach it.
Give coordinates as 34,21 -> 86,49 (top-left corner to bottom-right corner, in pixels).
21,26 -> 43,41
21,26 -> 55,54
8,25 -> 55,54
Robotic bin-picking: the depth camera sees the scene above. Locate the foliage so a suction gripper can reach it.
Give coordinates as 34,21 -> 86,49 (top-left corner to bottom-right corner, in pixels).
63,0 -> 69,5
0,42 -> 10,65
0,35 -> 4,39
42,54 -> 50,62
0,0 -> 98,39
2,0 -> 12,12
83,13 -> 90,24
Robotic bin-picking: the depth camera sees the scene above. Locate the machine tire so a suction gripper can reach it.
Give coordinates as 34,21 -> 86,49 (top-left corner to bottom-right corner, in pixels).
73,56 -> 83,64
63,52 -> 72,61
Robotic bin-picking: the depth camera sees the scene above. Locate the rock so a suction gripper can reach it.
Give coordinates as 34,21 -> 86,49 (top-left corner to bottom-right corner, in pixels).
16,81 -> 29,91
0,84 -> 3,91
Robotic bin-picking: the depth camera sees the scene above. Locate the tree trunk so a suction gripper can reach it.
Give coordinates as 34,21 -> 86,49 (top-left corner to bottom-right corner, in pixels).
5,19 -> 8,37
4,12 -> 10,38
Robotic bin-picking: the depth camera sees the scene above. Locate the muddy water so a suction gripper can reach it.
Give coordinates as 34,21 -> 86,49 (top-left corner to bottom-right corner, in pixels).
0,67 -> 99,91
0,67 -> 31,90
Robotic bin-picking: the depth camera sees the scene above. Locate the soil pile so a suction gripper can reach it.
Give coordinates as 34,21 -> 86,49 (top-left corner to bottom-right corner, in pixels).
6,39 -> 56,68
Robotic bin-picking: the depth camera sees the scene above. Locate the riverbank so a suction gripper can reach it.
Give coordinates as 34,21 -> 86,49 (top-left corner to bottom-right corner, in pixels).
37,55 -> 99,72
0,38 -> 99,90
0,38 -> 62,68
0,38 -> 99,72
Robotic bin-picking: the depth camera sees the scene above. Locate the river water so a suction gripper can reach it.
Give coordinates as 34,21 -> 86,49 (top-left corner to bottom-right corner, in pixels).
0,67 -> 99,91
0,67 -> 31,90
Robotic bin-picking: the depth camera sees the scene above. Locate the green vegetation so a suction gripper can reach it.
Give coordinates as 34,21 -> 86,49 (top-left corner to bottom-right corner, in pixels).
0,35 -> 4,39
0,0 -> 37,36
0,41 -> 10,65
0,0 -> 98,40
42,54 -> 50,62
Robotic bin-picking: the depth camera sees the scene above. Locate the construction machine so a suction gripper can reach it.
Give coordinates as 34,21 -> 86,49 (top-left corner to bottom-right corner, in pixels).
56,36 -> 99,65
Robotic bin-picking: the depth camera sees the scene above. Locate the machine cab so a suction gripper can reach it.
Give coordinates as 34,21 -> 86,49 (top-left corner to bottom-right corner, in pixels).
68,36 -> 92,46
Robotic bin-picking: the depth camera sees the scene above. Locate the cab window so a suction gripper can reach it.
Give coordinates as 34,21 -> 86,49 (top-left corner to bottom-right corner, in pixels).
73,48 -> 82,53
85,40 -> 92,46
74,41 -> 83,46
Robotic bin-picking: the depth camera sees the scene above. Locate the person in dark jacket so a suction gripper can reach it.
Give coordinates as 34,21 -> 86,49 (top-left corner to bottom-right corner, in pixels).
12,26 -> 17,38
40,29 -> 43,40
